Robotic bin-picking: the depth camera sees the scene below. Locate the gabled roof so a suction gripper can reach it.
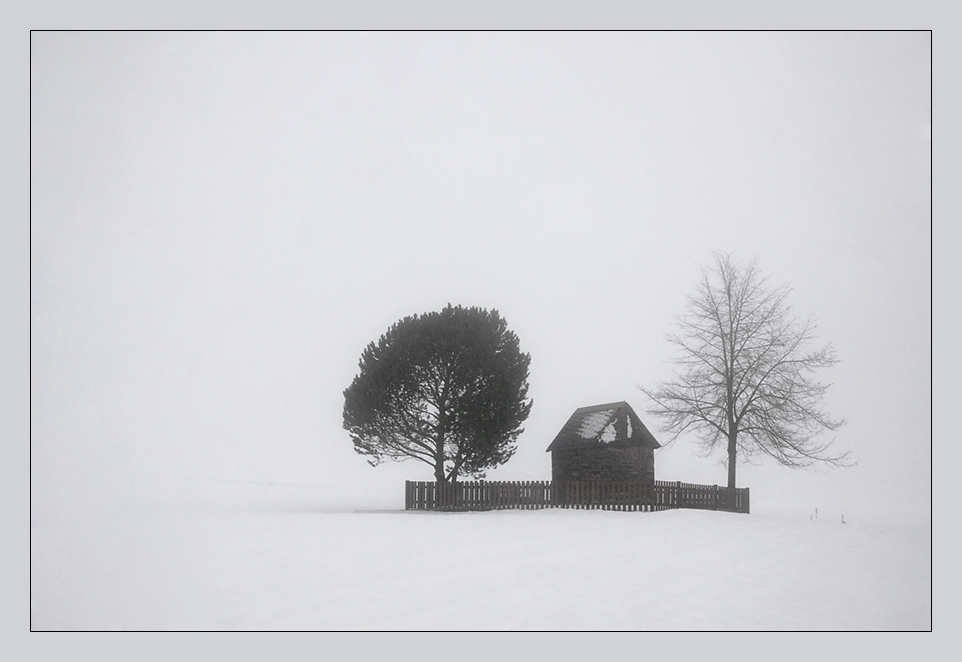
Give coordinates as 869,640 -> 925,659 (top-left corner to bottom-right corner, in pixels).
545,401 -> 661,452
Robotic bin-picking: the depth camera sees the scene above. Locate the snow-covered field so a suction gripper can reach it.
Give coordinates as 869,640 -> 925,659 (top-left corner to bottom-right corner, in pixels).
30,470 -> 930,631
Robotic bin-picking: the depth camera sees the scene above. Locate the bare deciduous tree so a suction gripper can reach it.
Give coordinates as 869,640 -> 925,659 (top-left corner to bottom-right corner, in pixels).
641,252 -> 850,488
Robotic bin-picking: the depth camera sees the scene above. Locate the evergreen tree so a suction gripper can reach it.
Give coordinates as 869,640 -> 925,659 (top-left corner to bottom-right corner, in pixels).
343,305 -> 532,483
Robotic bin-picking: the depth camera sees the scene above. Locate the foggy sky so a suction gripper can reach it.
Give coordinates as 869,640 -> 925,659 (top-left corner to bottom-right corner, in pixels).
31,32 -> 931,522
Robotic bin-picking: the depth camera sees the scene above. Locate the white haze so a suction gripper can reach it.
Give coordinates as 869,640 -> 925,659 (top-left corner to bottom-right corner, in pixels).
30,32 -> 931,630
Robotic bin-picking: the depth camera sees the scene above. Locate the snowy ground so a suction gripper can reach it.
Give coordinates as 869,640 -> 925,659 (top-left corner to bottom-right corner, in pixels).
30,469 -> 930,631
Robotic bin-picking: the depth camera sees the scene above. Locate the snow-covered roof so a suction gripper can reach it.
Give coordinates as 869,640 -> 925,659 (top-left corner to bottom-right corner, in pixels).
545,401 -> 660,452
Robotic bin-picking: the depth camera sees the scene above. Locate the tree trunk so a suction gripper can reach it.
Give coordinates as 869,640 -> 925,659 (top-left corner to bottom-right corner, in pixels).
727,429 -> 737,489
435,406 -> 447,484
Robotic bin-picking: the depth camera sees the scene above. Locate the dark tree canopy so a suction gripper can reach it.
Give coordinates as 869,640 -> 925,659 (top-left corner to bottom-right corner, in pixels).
641,252 -> 849,489
343,305 -> 532,483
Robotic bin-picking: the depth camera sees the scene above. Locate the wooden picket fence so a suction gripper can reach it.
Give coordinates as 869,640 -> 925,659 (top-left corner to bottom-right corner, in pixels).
404,479 -> 749,514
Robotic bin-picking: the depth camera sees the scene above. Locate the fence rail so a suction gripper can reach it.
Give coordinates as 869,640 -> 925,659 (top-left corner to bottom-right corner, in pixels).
405,480 -> 749,514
